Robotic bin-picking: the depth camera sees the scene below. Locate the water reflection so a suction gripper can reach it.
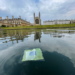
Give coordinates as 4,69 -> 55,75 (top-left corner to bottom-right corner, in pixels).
0,30 -> 31,44
34,31 -> 41,43
0,29 -> 75,75
0,29 -> 75,44
4,51 -> 75,75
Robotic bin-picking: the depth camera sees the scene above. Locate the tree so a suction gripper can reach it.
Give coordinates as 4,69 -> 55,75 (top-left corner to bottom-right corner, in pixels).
1,25 -> 6,27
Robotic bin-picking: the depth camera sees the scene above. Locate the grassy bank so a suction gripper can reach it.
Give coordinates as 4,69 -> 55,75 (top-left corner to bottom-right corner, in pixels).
1,23 -> 75,29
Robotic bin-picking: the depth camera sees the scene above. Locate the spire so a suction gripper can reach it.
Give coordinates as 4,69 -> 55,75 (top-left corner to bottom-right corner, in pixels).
19,16 -> 21,19
7,16 -> 8,19
39,12 -> 40,18
12,16 -> 14,19
34,13 -> 35,18
0,17 -> 2,20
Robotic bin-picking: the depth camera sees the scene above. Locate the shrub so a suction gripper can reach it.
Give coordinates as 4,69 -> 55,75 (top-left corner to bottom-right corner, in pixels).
1,25 -> 6,27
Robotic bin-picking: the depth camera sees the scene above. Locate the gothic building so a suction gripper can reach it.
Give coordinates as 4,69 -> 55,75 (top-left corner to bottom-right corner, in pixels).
34,12 -> 41,25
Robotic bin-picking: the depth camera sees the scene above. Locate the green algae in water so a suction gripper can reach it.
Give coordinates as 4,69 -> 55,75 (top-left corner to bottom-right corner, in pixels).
22,48 -> 44,61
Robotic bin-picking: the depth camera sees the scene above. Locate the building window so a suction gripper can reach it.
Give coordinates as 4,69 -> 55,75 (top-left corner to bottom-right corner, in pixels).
35,19 -> 39,24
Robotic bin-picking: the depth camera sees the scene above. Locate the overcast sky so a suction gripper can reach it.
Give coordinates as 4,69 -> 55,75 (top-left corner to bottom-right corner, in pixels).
0,0 -> 75,24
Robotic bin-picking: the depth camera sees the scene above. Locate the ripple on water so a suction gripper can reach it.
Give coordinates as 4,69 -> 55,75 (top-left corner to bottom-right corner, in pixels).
0,44 -> 25,75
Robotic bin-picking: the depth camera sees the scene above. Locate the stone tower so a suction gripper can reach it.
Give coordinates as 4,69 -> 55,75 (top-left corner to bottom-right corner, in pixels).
39,12 -> 40,19
12,16 -> 14,19
0,17 -> 2,20
7,16 -> 8,19
34,13 -> 35,25
34,12 -> 41,25
19,16 -> 21,19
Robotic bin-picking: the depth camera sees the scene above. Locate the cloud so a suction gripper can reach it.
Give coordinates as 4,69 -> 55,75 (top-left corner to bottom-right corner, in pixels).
0,0 -> 75,24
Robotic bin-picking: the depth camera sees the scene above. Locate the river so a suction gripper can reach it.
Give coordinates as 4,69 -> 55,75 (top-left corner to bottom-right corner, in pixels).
0,29 -> 75,75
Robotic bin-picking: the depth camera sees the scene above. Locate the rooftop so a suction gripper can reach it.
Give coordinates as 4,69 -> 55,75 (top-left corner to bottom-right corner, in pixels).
44,20 -> 71,22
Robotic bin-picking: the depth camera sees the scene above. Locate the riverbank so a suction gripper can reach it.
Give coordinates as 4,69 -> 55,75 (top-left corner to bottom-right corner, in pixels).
1,23 -> 75,30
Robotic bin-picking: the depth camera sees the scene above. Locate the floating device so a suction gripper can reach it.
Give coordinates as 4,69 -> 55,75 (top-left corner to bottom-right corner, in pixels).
22,48 -> 44,61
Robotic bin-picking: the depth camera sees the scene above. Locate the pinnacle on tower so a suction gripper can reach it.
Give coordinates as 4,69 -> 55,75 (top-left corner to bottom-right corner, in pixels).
34,13 -> 35,18
7,16 -> 8,19
0,17 -> 2,20
39,12 -> 40,18
19,16 -> 21,19
12,16 -> 14,19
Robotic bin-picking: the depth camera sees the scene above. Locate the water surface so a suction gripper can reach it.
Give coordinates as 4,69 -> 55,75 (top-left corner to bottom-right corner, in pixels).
0,29 -> 75,75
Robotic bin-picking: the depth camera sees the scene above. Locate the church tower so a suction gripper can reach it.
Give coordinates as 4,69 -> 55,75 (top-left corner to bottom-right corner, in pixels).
34,12 -> 41,25
34,13 -> 35,25
39,12 -> 40,19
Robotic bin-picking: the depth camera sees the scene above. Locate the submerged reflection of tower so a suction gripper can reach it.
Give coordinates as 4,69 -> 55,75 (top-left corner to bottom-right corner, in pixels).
34,31 -> 41,43
15,33 -> 25,43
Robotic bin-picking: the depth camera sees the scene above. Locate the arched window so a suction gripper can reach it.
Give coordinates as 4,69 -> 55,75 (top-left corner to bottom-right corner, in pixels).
35,19 -> 39,24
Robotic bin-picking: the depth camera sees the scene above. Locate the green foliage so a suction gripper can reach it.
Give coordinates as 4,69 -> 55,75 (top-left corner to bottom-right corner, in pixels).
1,25 -> 6,27
1,23 -> 75,29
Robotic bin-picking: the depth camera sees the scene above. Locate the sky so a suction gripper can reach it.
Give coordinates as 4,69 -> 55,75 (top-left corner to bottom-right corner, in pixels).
0,0 -> 75,24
